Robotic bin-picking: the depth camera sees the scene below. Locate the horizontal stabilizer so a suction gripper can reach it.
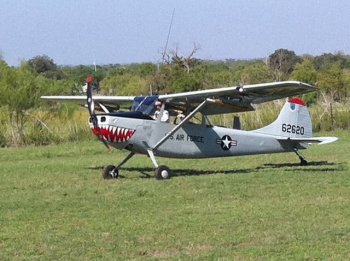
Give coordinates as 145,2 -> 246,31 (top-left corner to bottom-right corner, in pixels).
277,136 -> 338,145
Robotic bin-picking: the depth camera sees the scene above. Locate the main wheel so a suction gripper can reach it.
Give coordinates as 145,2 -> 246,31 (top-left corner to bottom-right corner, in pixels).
154,165 -> 171,180
102,165 -> 119,179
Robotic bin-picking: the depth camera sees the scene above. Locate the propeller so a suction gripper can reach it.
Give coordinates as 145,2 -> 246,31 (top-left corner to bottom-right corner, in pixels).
86,76 -> 111,151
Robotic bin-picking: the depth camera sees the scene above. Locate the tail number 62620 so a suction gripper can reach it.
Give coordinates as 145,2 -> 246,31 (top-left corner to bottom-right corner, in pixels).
281,124 -> 304,135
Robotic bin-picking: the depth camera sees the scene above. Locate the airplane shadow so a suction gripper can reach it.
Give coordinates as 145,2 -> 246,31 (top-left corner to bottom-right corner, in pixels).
261,161 -> 338,172
87,160 -> 338,179
262,161 -> 334,168
87,166 -> 251,178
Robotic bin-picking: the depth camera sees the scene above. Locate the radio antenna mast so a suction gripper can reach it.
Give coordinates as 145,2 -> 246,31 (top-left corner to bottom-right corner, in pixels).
162,8 -> 175,64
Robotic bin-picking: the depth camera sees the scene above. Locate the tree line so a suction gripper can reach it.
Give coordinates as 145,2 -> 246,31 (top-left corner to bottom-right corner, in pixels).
0,48 -> 349,146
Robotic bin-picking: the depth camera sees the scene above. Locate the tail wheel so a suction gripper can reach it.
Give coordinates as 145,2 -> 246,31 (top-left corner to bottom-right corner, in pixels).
300,159 -> 308,166
154,165 -> 171,180
102,165 -> 118,179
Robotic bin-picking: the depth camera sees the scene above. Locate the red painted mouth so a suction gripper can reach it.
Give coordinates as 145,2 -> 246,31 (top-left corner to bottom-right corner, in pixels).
91,125 -> 135,143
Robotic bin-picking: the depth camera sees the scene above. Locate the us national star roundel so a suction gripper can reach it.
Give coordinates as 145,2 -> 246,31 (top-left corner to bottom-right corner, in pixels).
216,135 -> 237,150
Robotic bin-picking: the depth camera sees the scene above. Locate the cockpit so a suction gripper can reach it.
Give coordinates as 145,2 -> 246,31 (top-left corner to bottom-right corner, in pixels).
131,95 -> 159,115
101,95 -> 159,120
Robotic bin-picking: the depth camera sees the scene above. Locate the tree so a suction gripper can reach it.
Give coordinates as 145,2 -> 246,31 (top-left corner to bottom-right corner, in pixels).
0,63 -> 38,145
238,63 -> 273,84
316,62 -> 346,102
146,64 -> 174,94
206,61 -> 229,73
313,52 -> 347,70
27,55 -> 63,79
168,69 -> 202,92
291,59 -> 318,104
99,74 -> 146,95
128,63 -> 157,77
268,49 -> 302,81
163,43 -> 201,73
205,70 -> 233,88
291,59 -> 317,84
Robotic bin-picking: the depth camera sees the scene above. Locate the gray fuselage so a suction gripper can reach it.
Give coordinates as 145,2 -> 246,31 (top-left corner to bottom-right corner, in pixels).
94,116 -> 301,159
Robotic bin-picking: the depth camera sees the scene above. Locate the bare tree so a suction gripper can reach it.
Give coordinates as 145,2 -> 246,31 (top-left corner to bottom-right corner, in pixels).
164,43 -> 201,73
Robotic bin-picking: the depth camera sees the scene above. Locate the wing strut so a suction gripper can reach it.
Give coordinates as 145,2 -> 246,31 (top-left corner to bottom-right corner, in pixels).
152,98 -> 214,150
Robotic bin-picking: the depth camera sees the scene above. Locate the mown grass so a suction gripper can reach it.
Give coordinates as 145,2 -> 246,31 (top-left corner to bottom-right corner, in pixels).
1,130 -> 349,260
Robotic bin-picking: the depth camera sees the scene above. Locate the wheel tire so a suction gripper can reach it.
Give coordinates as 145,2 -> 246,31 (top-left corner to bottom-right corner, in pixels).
154,165 -> 171,180
102,165 -> 118,179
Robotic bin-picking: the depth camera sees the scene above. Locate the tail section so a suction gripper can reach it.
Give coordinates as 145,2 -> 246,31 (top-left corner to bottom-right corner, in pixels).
252,98 -> 338,145
253,98 -> 312,138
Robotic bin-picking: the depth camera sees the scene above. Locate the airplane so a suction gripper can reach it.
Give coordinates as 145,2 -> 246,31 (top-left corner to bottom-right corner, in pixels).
41,77 -> 338,180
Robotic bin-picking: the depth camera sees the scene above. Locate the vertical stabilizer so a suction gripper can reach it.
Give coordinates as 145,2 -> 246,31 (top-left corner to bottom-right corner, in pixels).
252,98 -> 312,138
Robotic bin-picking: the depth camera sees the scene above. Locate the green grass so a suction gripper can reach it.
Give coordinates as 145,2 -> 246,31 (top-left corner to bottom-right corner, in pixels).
1,130 -> 350,260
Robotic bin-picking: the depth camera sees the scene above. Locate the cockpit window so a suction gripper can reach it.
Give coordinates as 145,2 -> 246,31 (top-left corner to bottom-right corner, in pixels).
131,95 -> 159,115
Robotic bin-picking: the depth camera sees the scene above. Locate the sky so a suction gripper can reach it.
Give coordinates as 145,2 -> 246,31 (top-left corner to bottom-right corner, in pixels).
1,0 -> 349,66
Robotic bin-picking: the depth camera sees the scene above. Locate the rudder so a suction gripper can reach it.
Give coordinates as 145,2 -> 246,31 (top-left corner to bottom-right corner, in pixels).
252,98 -> 312,138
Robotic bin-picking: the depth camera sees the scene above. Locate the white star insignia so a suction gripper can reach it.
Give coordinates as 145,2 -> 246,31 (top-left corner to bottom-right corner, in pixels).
222,136 -> 231,149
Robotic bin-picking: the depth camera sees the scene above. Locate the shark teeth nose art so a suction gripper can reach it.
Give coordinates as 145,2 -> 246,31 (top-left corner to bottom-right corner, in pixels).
91,125 -> 135,143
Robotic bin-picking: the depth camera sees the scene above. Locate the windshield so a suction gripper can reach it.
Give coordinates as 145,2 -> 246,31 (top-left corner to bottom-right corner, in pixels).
131,95 -> 158,115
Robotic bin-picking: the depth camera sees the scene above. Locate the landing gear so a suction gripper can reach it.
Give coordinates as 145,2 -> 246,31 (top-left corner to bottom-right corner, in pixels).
102,152 -> 135,179
147,150 -> 172,180
300,158 -> 308,166
102,165 -> 119,179
154,165 -> 171,180
294,148 -> 308,166
102,151 -> 173,180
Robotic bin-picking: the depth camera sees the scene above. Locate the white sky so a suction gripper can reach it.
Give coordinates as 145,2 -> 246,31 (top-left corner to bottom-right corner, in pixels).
1,0 -> 349,66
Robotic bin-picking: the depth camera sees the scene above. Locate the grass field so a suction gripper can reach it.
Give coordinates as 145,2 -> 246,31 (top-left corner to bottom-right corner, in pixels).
1,130 -> 350,260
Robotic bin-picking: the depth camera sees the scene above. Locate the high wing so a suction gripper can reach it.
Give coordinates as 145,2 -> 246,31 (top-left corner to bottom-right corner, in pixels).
41,95 -> 135,111
41,81 -> 316,115
158,81 -> 316,115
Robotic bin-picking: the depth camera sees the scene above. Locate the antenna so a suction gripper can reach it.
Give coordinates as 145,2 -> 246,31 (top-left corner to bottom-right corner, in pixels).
92,51 -> 97,72
162,8 -> 175,64
93,60 -> 97,72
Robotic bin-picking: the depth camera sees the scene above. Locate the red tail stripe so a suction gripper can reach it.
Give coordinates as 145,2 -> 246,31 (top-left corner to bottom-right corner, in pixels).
289,97 -> 305,106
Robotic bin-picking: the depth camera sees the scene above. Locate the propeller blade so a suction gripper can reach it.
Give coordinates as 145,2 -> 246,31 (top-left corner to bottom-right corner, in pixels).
86,76 -> 95,116
86,76 -> 111,151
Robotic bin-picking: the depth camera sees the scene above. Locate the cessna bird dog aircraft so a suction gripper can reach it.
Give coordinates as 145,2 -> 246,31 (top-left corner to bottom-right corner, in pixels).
41,78 -> 337,180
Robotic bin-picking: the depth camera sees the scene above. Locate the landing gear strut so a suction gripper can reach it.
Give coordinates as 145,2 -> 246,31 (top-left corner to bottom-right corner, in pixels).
147,150 -> 172,180
294,148 -> 308,166
102,152 -> 135,179
101,151 -> 172,180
